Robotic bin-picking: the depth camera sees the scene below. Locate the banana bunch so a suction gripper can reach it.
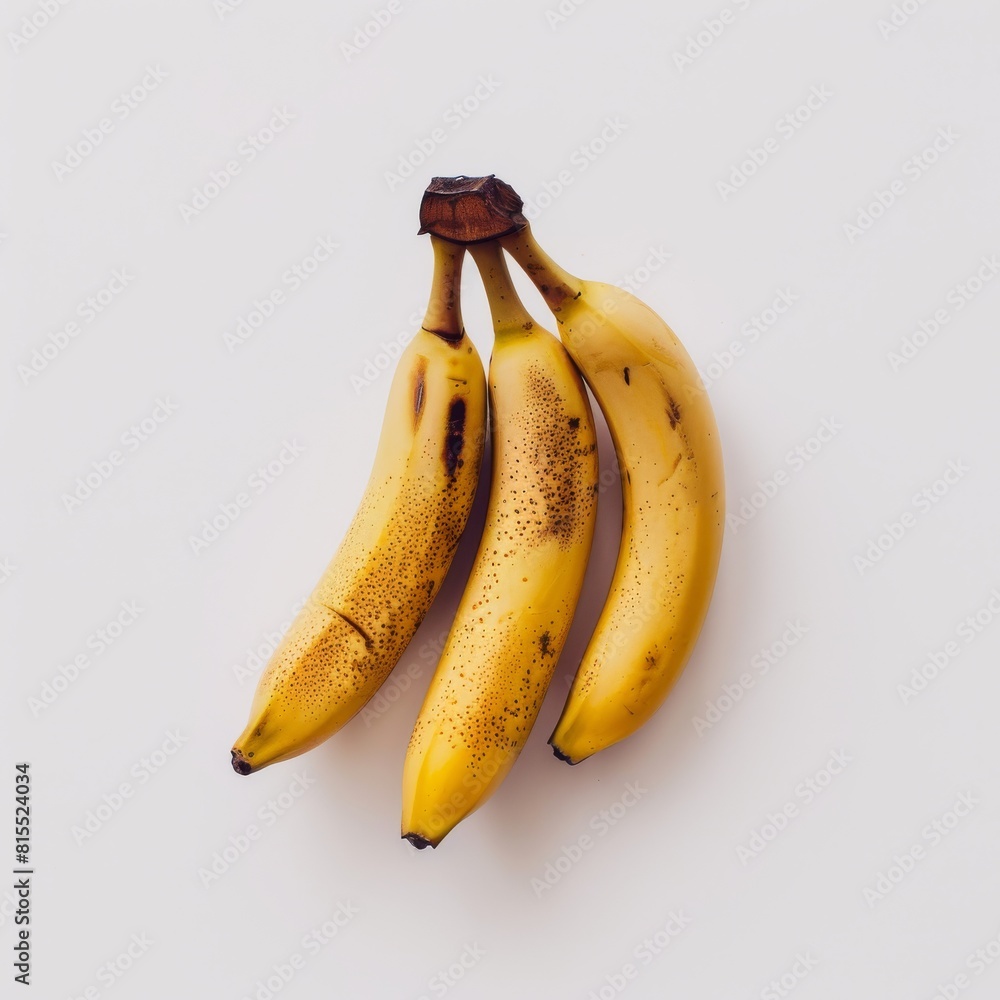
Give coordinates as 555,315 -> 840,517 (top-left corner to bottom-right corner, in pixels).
230,175 -> 724,850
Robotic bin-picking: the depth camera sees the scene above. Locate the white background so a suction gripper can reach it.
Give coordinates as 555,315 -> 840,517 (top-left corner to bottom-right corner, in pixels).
3,0 -> 1000,997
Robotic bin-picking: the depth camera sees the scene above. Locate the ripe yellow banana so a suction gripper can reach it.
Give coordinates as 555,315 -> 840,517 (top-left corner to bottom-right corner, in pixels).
500,224 -> 725,765
231,236 -> 486,775
401,240 -> 598,848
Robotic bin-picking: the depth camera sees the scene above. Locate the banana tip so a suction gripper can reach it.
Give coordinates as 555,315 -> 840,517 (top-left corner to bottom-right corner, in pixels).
549,742 -> 580,766
402,833 -> 435,851
230,750 -> 253,776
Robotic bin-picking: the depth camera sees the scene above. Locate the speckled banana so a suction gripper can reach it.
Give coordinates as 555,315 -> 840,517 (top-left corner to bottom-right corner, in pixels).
401,240 -> 598,848
231,236 -> 486,775
500,224 -> 725,765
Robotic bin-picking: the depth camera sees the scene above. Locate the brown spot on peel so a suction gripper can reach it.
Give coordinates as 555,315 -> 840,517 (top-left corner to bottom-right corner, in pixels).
317,603 -> 374,651
413,357 -> 427,426
667,394 -> 681,429
444,398 -> 466,478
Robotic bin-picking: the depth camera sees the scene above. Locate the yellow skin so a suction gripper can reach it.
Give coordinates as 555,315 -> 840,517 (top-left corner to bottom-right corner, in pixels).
401,242 -> 598,848
231,239 -> 486,774
502,227 -> 725,765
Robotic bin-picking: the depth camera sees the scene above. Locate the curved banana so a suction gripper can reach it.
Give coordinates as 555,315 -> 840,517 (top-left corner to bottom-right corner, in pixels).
501,224 -> 725,765
231,237 -> 486,774
401,241 -> 598,848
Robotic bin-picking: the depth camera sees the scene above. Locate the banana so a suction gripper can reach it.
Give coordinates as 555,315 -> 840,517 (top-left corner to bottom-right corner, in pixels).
231,236 -> 487,775
500,224 -> 725,765
401,240 -> 598,848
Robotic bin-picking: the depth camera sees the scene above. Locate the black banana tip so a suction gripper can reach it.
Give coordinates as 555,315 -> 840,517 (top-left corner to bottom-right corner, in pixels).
403,833 -> 435,850
231,750 -> 252,775
550,742 -> 579,765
